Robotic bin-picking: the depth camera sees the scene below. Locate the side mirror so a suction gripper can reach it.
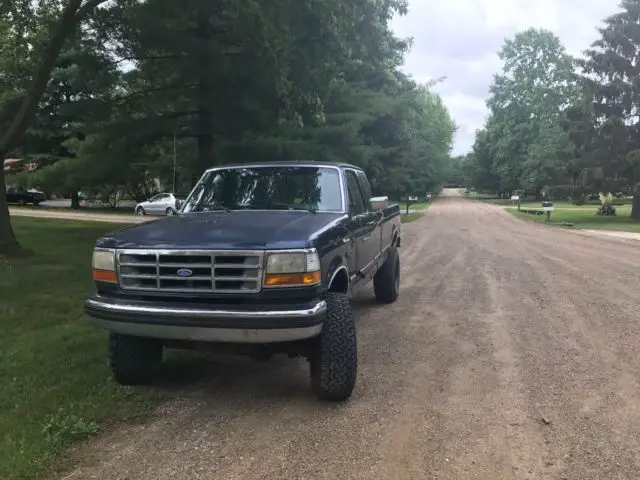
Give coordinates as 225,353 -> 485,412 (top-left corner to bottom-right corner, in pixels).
370,196 -> 388,211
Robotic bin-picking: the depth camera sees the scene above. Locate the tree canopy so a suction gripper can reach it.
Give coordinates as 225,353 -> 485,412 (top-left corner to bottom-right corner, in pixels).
465,1 -> 640,220
0,0 -> 457,254
467,28 -> 580,198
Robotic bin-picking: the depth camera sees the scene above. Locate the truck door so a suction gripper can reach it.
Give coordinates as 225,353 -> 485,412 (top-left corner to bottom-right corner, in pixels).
344,169 -> 368,277
355,170 -> 383,269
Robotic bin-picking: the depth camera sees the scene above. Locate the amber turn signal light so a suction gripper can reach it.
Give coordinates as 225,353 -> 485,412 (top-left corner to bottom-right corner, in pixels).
92,268 -> 117,283
264,271 -> 321,287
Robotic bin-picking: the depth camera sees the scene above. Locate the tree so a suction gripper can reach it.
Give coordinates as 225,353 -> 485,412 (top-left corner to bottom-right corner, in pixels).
445,155 -> 466,187
467,123 -> 501,194
0,0 -> 457,257
481,28 -> 580,198
0,0 -> 109,255
580,0 -> 640,219
93,0 -> 453,197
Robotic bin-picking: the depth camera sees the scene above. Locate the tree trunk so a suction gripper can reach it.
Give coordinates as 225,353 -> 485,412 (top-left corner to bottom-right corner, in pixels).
0,152 -> 23,255
0,0 -> 84,256
631,193 -> 640,221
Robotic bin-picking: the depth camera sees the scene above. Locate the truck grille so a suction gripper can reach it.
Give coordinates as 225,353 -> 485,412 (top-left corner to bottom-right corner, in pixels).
117,249 -> 264,293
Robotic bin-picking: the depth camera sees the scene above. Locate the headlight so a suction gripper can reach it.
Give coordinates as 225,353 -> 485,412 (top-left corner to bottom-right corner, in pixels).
92,248 -> 117,283
264,251 -> 321,287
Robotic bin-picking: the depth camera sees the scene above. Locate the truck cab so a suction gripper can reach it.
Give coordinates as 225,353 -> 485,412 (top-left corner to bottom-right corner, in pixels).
85,161 -> 401,401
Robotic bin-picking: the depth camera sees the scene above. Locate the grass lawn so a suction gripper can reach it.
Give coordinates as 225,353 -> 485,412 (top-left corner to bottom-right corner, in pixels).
401,212 -> 424,223
0,218 -> 162,480
396,201 -> 429,211
509,204 -> 640,233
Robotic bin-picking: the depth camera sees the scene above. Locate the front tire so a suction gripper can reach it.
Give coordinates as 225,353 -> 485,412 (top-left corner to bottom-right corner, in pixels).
309,292 -> 357,401
166,207 -> 175,216
373,245 -> 400,303
108,332 -> 163,385
136,206 -> 145,215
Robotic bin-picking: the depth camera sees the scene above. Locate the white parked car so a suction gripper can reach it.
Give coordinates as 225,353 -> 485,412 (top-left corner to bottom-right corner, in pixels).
134,193 -> 186,216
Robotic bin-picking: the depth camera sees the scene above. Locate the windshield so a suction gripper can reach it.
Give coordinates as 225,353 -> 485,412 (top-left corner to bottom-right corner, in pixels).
181,166 -> 343,213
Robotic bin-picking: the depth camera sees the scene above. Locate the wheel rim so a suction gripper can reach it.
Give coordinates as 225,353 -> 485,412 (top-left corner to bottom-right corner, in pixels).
167,209 -> 174,216
137,208 -> 144,215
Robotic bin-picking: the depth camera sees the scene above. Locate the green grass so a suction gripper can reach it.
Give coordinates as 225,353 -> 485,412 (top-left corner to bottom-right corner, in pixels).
509,205 -> 640,233
474,196 -> 633,207
0,218 -> 162,479
504,201 -> 633,211
397,202 -> 428,211
400,212 -> 424,223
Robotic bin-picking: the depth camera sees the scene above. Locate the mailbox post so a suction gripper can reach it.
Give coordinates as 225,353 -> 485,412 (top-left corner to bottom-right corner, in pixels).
406,195 -> 418,215
542,201 -> 554,221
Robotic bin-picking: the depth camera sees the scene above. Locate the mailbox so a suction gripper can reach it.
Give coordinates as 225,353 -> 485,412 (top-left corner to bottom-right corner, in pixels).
542,201 -> 554,212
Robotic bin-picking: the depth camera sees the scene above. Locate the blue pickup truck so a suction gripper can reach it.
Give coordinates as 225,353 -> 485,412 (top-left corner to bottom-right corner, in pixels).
85,161 -> 401,401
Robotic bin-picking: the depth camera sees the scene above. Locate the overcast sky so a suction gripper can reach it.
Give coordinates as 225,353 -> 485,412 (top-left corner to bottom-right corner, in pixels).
390,0 -> 622,155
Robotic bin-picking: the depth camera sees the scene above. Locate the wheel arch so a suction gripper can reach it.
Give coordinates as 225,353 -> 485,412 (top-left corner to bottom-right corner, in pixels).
326,257 -> 349,294
392,225 -> 401,247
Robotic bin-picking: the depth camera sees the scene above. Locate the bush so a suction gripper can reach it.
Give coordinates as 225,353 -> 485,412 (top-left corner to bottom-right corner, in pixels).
596,203 -> 616,216
596,192 -> 616,216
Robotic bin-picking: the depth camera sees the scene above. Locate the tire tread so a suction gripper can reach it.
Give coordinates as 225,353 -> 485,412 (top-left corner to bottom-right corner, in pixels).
373,246 -> 400,303
108,333 -> 162,385
310,292 -> 357,401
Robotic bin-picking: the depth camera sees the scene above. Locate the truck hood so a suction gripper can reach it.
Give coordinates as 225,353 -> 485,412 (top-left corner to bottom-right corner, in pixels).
98,210 -> 345,250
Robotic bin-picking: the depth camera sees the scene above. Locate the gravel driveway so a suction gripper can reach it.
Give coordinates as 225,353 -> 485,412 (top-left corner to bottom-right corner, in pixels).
64,190 -> 640,479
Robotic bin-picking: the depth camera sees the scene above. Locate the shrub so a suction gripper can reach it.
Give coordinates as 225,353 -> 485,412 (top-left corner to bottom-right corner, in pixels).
596,203 -> 616,216
596,192 -> 616,216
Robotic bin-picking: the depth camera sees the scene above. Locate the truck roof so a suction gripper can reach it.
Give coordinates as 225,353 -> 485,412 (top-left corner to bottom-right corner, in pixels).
204,160 -> 363,172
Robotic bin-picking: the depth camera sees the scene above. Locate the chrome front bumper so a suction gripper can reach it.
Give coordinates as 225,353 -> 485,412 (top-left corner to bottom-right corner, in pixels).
84,296 -> 326,343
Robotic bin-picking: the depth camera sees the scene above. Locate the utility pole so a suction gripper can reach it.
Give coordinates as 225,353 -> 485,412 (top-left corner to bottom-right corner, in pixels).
172,132 -> 177,193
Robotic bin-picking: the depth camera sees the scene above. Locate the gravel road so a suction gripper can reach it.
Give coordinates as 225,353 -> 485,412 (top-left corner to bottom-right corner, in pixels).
10,208 -> 144,224
65,190 -> 640,479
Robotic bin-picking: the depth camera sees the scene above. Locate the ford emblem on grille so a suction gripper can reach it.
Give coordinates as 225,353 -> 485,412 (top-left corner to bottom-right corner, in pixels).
176,268 -> 193,277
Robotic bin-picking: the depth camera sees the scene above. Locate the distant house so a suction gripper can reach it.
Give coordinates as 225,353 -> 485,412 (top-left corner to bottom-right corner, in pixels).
3,158 -> 38,173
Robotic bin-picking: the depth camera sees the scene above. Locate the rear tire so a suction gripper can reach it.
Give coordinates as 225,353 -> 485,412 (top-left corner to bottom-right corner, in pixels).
108,332 -> 163,385
309,292 -> 357,401
373,246 -> 400,303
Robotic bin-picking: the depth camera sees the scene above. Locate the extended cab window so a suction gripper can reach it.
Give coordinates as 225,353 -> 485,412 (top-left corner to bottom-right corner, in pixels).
355,170 -> 373,209
345,170 -> 365,215
182,166 -> 343,213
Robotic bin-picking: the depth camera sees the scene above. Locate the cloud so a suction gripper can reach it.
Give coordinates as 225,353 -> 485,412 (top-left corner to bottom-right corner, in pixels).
391,0 -> 621,155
